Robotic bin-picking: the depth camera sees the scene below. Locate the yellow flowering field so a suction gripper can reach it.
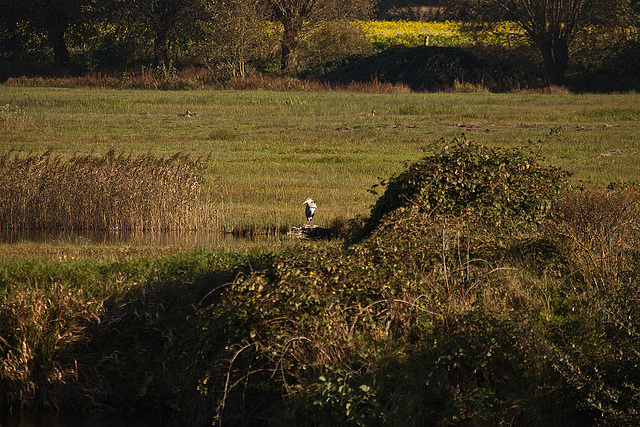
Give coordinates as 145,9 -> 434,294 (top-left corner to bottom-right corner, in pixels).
255,20 -> 527,50
358,20 -> 527,49
358,20 -> 470,48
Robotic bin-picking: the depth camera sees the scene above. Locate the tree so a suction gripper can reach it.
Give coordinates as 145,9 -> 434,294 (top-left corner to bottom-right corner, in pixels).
148,0 -> 200,65
0,0 -> 86,66
446,0 -> 633,86
191,0 -> 265,78
106,0 -> 204,66
263,0 -> 375,69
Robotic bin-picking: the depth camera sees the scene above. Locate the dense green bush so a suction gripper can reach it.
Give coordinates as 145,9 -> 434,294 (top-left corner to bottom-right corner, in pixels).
181,141 -> 638,425
322,45 -> 546,91
361,137 -> 567,236
170,140 -> 572,424
573,40 -> 640,92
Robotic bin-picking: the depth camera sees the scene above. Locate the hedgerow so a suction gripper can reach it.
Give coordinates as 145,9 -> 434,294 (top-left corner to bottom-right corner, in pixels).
322,45 -> 546,92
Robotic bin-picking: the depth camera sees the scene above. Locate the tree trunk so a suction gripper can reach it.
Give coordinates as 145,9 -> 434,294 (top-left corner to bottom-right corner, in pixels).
49,25 -> 70,66
537,37 -> 569,86
553,38 -> 569,85
280,20 -> 302,70
155,30 -> 170,67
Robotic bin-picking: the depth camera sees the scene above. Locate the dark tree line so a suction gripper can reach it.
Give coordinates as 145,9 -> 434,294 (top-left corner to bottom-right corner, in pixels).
446,0 -> 639,85
0,0 -> 87,66
0,0 -> 373,71
0,0 -> 637,86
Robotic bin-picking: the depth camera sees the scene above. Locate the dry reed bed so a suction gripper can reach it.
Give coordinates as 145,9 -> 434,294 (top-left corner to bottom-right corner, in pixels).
0,150 -> 206,232
4,73 -> 412,93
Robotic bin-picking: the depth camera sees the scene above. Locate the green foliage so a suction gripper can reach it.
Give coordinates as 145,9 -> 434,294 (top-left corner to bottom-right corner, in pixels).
175,140 -> 573,425
311,367 -> 381,425
363,137 -> 568,236
322,45 -> 546,91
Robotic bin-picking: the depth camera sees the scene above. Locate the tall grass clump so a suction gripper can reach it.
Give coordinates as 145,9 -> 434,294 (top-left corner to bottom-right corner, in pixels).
0,282 -> 104,410
550,183 -> 640,289
0,150 -> 206,232
4,66 -> 208,90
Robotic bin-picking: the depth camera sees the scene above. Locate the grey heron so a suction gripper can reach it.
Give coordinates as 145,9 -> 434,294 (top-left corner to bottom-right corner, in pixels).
302,198 -> 316,222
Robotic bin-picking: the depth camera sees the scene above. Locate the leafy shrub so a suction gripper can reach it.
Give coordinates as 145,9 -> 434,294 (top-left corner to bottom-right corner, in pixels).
181,139 -> 574,424
361,137 -> 568,237
177,163 -> 639,425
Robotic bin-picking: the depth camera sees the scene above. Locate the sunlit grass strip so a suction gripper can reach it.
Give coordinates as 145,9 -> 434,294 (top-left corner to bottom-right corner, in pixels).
0,150 -> 206,232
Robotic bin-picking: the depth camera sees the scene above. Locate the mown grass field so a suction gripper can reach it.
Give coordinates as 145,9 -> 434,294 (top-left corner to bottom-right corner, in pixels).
2,87 -> 639,239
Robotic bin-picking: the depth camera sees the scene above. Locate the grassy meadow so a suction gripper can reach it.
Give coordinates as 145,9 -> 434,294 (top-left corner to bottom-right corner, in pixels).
1,87 -> 639,240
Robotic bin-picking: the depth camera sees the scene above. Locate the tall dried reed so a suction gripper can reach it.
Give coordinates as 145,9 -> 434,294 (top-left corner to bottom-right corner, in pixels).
4,65 -> 207,90
5,72 -> 412,93
0,150 -> 207,232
